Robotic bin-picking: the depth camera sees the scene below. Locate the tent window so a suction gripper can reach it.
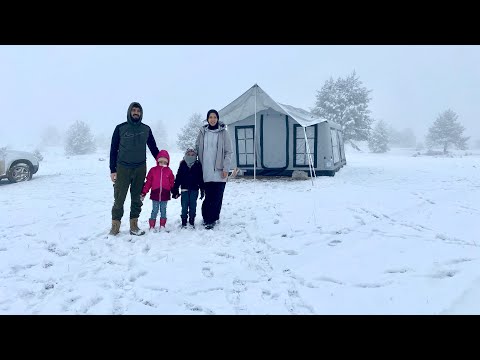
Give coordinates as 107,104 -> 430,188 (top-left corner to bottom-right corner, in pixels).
294,124 -> 317,167
236,126 -> 255,166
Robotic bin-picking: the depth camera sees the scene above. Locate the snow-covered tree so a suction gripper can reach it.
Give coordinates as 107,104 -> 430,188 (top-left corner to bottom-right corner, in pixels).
176,112 -> 203,151
312,70 -> 373,148
64,120 -> 96,156
400,128 -> 417,148
94,133 -> 110,150
41,125 -> 62,147
368,120 -> 390,153
151,120 -> 170,151
388,126 -> 416,148
387,124 -> 400,146
425,109 -> 469,154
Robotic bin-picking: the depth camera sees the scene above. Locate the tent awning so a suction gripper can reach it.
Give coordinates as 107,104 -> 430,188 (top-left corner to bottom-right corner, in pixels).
218,84 -> 329,127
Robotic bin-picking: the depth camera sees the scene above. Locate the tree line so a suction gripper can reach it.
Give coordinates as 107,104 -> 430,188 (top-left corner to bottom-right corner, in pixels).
36,72 -> 474,156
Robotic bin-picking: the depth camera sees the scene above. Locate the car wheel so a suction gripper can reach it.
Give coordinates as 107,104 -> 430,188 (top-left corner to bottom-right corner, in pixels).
7,163 -> 32,183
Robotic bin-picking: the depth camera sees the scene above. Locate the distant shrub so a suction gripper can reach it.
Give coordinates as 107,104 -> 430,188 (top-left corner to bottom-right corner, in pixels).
33,149 -> 44,161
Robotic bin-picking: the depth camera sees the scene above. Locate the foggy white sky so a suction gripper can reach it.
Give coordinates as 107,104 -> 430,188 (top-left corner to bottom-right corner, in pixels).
1,45 -> 479,149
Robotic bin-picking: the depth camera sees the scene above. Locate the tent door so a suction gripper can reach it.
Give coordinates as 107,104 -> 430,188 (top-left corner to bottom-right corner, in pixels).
261,114 -> 288,168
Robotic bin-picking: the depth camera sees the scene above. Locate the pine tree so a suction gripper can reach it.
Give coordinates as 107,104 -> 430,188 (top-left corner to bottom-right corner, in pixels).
368,120 -> 390,153
312,70 -> 373,147
388,126 -> 416,148
64,120 -> 96,155
176,112 -> 204,151
425,109 -> 469,154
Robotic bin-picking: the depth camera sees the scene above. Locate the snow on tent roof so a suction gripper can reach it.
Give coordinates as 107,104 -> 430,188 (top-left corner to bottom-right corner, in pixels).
218,84 -> 329,128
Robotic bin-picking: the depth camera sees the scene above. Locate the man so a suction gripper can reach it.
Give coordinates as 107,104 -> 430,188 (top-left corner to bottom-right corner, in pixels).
109,102 -> 159,236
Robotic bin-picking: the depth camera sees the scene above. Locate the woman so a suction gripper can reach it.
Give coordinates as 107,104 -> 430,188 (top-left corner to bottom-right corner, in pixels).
195,109 -> 233,229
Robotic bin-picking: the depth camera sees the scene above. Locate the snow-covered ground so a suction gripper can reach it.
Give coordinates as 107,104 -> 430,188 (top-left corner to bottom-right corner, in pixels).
1,146 -> 479,314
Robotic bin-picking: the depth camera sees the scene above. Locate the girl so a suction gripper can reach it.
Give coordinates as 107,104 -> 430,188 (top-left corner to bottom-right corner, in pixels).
141,150 -> 175,231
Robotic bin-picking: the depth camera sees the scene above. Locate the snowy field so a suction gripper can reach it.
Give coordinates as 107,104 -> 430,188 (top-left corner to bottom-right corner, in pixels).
0,146 -> 479,314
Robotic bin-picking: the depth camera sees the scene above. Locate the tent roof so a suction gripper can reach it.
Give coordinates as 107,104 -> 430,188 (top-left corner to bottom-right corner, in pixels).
218,84 -> 329,128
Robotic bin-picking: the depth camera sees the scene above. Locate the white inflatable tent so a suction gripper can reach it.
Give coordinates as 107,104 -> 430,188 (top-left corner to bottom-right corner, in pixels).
219,84 -> 346,180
